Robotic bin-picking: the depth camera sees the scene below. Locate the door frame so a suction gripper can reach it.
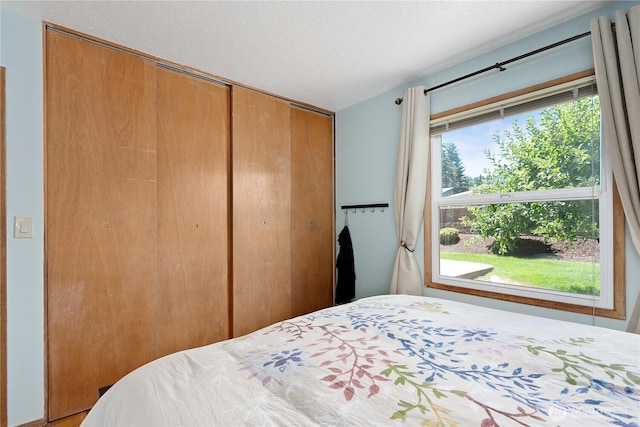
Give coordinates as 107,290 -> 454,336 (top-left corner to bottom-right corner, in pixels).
1,65 -> 8,427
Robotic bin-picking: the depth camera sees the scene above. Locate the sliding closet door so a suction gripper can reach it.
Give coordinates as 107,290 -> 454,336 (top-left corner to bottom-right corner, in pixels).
157,67 -> 230,356
290,107 -> 334,317
232,87 -> 291,337
46,31 -> 158,420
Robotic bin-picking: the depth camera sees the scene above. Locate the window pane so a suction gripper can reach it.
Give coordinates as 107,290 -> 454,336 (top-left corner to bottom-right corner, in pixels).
429,76 -> 619,313
438,97 -> 600,199
438,201 -> 600,296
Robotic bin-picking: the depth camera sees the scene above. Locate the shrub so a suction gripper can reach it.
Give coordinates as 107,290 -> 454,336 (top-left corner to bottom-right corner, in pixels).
440,228 -> 460,245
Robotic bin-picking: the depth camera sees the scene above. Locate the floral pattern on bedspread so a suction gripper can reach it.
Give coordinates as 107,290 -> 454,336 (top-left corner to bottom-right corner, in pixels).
82,295 -> 640,427
239,298 -> 640,426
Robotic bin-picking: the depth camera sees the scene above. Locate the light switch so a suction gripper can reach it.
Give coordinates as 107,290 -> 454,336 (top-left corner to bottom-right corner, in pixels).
14,216 -> 34,238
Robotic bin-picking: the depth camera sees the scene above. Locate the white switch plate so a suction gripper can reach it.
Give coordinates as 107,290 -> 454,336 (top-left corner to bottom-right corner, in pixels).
14,216 -> 34,238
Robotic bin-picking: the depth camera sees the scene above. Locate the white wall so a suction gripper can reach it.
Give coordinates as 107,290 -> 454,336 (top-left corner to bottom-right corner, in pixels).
336,0 -> 640,331
0,7 -> 45,426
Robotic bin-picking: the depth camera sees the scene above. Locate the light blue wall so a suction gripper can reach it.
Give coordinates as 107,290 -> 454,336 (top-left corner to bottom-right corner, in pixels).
0,7 -> 45,426
336,0 -> 640,331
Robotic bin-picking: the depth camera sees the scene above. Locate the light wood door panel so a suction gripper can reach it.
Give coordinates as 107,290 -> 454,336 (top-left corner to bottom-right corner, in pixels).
47,411 -> 87,427
290,107 -> 334,317
157,67 -> 230,356
232,88 -> 291,337
46,31 -> 158,420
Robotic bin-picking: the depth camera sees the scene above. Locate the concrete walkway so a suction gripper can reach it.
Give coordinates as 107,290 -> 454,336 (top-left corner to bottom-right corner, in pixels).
440,259 -> 493,279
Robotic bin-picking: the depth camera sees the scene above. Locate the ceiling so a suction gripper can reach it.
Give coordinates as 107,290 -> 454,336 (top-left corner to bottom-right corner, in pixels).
3,1 -> 611,111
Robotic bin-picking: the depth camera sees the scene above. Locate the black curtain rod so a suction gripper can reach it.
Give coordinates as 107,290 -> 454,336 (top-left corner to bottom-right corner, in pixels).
394,29 -> 595,105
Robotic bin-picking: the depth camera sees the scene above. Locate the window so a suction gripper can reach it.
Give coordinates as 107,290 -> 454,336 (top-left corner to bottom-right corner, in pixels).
426,72 -> 625,318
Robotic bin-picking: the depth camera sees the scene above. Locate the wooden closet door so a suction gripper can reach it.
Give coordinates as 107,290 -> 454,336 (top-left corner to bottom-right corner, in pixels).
232,88 -> 291,337
290,107 -> 334,317
157,67 -> 230,356
46,31 -> 158,420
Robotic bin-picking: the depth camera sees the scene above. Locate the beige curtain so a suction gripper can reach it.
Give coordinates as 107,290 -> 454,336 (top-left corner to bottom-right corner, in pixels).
628,291 -> 640,334
591,5 -> 640,333
390,87 -> 429,295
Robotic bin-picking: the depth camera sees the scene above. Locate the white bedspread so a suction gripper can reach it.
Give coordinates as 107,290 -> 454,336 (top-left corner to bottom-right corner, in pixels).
82,295 -> 640,426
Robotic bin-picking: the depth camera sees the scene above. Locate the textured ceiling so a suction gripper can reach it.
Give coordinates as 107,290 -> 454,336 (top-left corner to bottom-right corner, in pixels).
2,1 -> 610,111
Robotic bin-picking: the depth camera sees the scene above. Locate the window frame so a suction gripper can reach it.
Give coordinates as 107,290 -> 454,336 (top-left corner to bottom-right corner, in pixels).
424,70 -> 626,319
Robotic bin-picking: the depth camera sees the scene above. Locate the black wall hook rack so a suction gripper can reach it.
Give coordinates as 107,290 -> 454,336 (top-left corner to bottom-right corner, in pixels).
341,203 -> 389,212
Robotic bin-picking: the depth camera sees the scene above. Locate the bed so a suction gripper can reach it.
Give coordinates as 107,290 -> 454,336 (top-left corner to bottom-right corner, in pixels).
82,295 -> 639,426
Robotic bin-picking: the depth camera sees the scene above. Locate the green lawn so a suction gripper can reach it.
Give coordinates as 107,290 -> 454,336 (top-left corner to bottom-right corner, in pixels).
440,252 -> 600,295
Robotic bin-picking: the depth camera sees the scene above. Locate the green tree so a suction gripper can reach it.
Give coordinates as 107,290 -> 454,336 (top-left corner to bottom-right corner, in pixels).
462,97 -> 600,255
441,141 -> 470,190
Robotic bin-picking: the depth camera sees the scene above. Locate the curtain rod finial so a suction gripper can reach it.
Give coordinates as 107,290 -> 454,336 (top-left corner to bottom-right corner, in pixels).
395,97 -> 403,105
